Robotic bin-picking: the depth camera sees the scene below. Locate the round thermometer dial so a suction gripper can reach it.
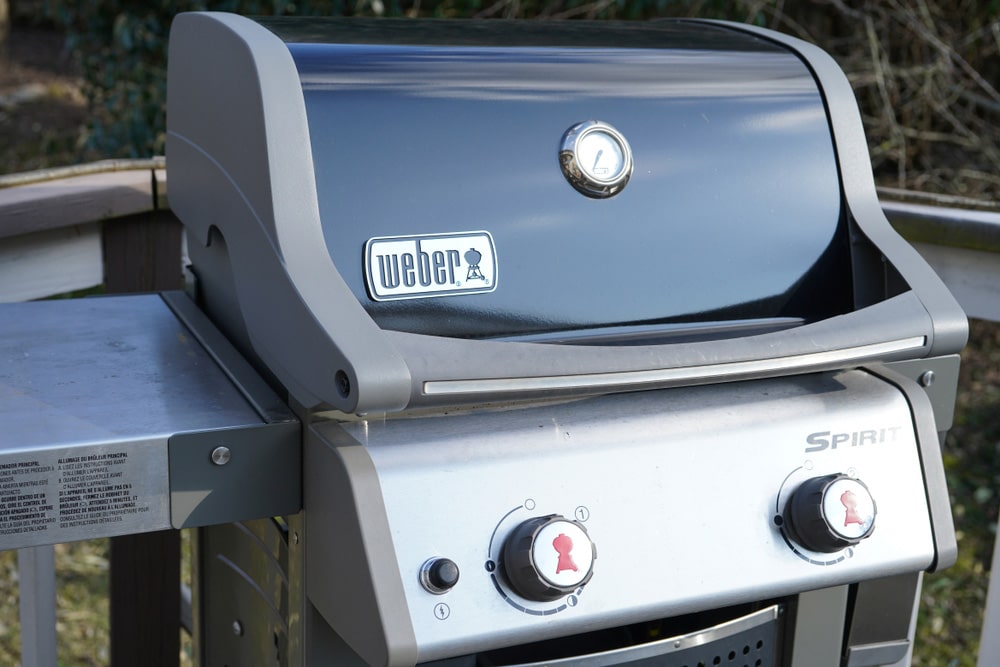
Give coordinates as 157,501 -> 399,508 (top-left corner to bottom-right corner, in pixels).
559,121 -> 633,198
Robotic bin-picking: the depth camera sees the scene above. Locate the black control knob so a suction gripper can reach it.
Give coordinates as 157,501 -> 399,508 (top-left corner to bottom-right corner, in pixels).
783,474 -> 876,553
420,558 -> 460,594
502,514 -> 595,602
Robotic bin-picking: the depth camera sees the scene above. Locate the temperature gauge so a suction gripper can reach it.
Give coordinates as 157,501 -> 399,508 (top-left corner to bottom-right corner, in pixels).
559,121 -> 633,198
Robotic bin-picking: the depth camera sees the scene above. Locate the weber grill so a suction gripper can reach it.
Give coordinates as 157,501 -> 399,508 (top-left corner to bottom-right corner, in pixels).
164,12 -> 967,667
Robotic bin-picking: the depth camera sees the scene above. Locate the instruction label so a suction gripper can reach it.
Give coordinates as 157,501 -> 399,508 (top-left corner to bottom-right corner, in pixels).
0,460 -> 57,536
0,442 -> 169,549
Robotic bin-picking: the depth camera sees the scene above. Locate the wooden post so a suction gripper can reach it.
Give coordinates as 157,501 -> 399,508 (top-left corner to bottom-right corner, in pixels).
0,0 -> 9,53
103,207 -> 184,667
102,209 -> 184,293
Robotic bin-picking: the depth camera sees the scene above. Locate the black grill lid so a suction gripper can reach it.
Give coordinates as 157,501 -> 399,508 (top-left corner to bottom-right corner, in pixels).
276,19 -> 851,339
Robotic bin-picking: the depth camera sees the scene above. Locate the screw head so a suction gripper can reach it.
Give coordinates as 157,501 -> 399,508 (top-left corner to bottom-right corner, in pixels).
335,370 -> 351,398
919,370 -> 936,387
232,620 -> 244,636
211,446 -> 231,466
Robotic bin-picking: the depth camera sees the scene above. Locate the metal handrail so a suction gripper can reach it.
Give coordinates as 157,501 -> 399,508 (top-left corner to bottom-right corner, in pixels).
881,197 -> 1000,254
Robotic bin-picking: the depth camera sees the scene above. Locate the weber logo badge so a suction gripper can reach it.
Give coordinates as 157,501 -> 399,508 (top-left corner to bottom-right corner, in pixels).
365,231 -> 498,301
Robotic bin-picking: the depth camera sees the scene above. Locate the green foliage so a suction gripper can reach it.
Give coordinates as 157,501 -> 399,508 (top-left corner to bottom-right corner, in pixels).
42,0 -> 741,158
46,1 -> 249,157
44,0 -> 347,157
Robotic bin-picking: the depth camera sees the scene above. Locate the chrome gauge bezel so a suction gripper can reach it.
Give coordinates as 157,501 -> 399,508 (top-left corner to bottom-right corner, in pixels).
559,120 -> 634,199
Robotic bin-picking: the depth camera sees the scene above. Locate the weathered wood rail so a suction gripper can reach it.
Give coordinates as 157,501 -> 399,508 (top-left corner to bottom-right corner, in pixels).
1,160 -> 999,666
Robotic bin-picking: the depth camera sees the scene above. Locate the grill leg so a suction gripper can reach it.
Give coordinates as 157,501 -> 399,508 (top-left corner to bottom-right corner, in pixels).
789,585 -> 848,667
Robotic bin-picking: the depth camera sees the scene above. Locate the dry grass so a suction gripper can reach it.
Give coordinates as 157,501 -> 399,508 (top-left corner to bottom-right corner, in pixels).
0,541 -> 109,666
802,0 -> 1000,200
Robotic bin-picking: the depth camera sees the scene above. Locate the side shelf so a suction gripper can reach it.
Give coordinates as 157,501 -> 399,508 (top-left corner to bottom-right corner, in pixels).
0,292 -> 300,551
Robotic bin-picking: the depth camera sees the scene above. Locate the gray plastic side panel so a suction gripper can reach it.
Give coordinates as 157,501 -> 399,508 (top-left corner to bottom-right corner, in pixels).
843,573 -> 920,666
304,421 -> 417,667
166,12 -> 411,413
883,355 -> 961,432
169,423 -> 300,528
864,365 -> 957,571
704,20 -> 968,358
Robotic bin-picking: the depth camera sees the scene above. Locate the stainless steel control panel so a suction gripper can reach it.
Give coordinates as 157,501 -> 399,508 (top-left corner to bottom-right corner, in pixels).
307,369 -> 946,663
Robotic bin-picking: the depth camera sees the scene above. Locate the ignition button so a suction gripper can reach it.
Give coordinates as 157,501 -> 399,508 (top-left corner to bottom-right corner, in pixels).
420,557 -> 460,594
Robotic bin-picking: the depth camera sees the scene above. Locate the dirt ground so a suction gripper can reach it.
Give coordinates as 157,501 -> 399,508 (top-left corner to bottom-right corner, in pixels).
0,24 -> 88,175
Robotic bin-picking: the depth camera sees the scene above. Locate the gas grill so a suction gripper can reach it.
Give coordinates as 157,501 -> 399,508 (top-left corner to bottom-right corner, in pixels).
163,12 -> 967,667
